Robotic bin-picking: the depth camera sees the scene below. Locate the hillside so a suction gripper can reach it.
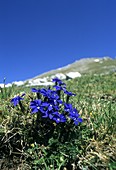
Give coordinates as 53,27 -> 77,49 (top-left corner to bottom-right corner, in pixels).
0,72 -> 116,169
0,56 -> 116,87
33,56 -> 116,78
25,56 -> 116,86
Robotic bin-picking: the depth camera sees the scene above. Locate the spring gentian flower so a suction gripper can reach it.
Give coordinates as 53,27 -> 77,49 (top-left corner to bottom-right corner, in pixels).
30,99 -> 43,113
39,88 -> 53,98
31,88 -> 40,93
69,108 -> 83,125
64,90 -> 76,96
41,102 -> 53,111
11,93 -> 25,106
41,110 -> 49,118
64,103 -> 73,112
42,101 -> 59,112
40,88 -> 62,105
53,85 -> 66,92
52,77 -> 66,86
48,92 -> 63,105
64,89 -> 76,103
31,88 -> 41,99
53,85 -> 63,91
49,111 -> 66,123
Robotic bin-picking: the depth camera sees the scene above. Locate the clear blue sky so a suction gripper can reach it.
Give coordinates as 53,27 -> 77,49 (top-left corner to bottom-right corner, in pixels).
0,0 -> 116,83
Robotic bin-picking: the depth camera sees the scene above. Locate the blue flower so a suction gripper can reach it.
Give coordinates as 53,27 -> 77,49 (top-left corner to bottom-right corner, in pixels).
64,90 -> 76,96
39,88 -> 53,98
41,102 -> 53,111
53,85 -> 66,92
42,101 -> 60,112
31,88 -> 54,98
64,103 -> 73,112
30,99 -> 43,113
11,93 -> 25,106
69,108 -> 83,125
31,88 -> 40,93
48,92 -> 63,105
39,88 -> 63,105
31,88 -> 41,99
41,110 -> 49,118
52,77 -> 66,86
49,112 -> 66,123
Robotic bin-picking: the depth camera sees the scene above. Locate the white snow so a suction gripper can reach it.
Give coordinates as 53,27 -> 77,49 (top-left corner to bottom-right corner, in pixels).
0,71 -> 81,88
26,81 -> 53,86
12,81 -> 24,86
51,73 -> 66,80
0,81 -> 24,88
66,72 -> 81,78
94,59 -> 100,62
27,77 -> 53,86
0,83 -> 12,88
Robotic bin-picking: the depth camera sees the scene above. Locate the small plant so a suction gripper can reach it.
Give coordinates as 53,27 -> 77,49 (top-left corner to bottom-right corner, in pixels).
1,74 -> 115,169
8,77 -> 83,169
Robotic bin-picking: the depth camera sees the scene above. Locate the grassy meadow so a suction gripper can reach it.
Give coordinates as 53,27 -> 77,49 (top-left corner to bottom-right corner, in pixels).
0,72 -> 116,170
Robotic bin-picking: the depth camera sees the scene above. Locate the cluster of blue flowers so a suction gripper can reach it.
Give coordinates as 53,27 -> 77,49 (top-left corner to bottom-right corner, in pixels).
11,77 -> 82,125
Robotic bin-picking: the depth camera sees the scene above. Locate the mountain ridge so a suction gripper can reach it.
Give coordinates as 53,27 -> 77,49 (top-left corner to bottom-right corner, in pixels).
0,57 -> 116,88
31,56 -> 115,79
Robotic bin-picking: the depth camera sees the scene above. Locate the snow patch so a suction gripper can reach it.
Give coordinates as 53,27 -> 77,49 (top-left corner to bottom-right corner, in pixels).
0,81 -> 24,88
94,59 -> 100,62
12,81 -> 24,86
51,73 -> 66,80
66,72 -> 81,78
27,78 -> 53,86
0,83 -> 12,88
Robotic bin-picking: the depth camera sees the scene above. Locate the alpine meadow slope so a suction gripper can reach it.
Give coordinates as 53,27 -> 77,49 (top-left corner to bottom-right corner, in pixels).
0,56 -> 116,88
25,56 -> 116,86
0,57 -> 116,169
